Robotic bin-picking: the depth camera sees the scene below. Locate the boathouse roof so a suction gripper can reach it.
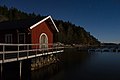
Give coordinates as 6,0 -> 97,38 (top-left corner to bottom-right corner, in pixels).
0,16 -> 59,32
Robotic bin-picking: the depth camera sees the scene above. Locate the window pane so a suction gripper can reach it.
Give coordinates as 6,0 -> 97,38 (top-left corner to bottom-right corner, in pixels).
5,34 -> 12,43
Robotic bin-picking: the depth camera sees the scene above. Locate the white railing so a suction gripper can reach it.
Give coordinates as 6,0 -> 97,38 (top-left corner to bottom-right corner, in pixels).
0,43 -> 64,63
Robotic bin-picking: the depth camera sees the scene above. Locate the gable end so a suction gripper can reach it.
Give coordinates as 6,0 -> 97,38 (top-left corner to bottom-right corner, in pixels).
30,16 -> 59,32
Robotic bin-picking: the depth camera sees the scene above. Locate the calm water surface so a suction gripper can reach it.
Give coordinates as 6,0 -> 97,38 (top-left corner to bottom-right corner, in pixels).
2,48 -> 120,80
49,50 -> 120,80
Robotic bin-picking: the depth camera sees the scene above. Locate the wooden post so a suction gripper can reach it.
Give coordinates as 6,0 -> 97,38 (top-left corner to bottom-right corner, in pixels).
1,63 -> 2,79
18,45 -> 19,60
56,44 -> 57,53
20,61 -> 22,80
35,44 -> 37,57
3,45 -> 5,63
27,45 -> 29,58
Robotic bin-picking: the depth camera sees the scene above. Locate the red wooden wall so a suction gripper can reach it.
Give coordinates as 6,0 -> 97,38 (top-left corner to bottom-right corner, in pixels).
31,21 -> 53,48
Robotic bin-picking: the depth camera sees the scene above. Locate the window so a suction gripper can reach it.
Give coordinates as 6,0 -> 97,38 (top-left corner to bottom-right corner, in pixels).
5,34 -> 12,43
18,33 -> 25,44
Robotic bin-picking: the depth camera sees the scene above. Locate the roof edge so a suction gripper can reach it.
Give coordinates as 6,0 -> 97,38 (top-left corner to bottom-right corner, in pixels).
30,16 -> 59,32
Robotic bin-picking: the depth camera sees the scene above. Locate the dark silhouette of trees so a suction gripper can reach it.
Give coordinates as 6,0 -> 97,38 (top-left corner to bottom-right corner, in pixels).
0,5 -> 100,45
0,5 -> 37,21
55,20 -> 100,45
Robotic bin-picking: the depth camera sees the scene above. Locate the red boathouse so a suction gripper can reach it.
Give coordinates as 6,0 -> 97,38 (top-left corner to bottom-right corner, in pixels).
0,16 -> 59,48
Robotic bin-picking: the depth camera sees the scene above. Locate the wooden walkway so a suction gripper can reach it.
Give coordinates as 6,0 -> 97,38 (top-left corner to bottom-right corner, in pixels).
0,43 -> 64,63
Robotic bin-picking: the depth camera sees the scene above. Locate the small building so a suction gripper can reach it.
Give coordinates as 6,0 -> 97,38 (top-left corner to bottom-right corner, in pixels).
0,16 -> 59,48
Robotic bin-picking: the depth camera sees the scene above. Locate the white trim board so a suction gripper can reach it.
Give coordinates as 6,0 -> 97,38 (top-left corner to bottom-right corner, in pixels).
30,16 -> 59,32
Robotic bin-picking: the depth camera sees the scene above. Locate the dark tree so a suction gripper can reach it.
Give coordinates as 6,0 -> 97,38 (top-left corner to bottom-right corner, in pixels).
0,5 -> 100,45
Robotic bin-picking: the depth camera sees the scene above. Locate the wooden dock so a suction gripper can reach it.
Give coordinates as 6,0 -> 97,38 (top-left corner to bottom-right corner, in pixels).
0,43 -> 64,79
0,43 -> 64,63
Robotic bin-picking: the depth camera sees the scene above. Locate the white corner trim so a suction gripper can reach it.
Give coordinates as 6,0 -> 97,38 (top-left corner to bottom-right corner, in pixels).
30,16 -> 59,32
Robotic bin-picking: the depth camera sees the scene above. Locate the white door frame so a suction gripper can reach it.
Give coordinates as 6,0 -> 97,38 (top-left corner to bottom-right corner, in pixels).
39,33 -> 48,48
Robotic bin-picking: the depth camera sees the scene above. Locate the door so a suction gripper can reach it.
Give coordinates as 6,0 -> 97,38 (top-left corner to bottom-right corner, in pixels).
40,33 -> 48,49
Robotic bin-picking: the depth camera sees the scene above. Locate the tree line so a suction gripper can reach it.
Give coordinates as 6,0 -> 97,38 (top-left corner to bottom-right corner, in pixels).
0,5 -> 39,21
55,20 -> 100,45
0,5 -> 100,45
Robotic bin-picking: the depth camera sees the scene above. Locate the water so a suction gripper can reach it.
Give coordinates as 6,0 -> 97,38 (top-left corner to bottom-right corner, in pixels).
49,49 -> 120,80
1,48 -> 120,80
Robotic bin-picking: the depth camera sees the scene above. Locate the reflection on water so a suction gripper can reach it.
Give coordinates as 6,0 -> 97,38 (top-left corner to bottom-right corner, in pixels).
31,48 -> 90,80
49,50 -> 120,80
31,62 -> 63,80
2,48 -> 120,80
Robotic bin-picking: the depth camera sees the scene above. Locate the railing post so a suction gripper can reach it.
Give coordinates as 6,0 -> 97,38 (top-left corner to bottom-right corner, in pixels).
1,63 -> 3,79
3,45 -> 5,63
52,44 -> 53,53
53,44 -> 55,53
18,45 -> 19,60
57,43 -> 58,51
35,44 -> 37,57
27,45 -> 29,58
56,44 -> 57,53
20,61 -> 22,80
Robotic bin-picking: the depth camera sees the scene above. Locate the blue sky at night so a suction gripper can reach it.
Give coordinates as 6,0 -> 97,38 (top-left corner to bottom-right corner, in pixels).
0,0 -> 120,43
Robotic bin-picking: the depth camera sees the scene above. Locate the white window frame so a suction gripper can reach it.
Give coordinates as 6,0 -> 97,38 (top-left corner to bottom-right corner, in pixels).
5,34 -> 12,43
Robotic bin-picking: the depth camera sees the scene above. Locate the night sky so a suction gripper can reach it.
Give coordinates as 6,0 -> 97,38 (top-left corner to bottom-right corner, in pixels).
0,0 -> 120,43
